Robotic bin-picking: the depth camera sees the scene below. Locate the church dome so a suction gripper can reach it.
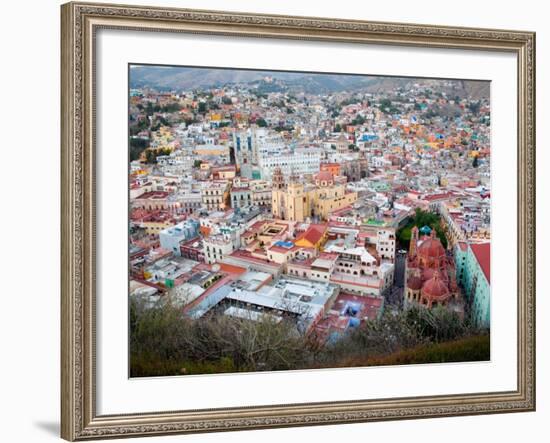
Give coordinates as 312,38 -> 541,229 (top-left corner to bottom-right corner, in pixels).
316,170 -> 334,182
315,170 -> 334,187
417,237 -> 445,260
422,267 -> 435,281
407,275 -> 423,291
421,271 -> 450,301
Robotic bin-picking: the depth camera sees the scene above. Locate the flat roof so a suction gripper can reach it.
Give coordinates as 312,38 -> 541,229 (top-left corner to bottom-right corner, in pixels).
311,258 -> 336,270
227,289 -> 324,317
223,306 -> 282,323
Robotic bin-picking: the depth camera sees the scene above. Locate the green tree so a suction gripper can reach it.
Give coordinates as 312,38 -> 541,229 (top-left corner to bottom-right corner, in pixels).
198,102 -> 207,113
397,208 -> 448,249
129,297 -> 488,378
145,149 -> 156,164
351,115 -> 366,125
129,137 -> 149,161
379,98 -> 392,109
161,102 -> 181,113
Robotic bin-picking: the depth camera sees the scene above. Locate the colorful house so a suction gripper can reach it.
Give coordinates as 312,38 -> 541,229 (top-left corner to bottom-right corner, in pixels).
454,242 -> 491,328
295,224 -> 328,250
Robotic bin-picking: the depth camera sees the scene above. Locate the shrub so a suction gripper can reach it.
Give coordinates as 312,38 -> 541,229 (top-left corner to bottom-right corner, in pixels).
129,297 -> 490,377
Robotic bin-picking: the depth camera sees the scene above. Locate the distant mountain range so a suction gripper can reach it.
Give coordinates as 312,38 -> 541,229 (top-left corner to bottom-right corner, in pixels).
129,65 -> 489,98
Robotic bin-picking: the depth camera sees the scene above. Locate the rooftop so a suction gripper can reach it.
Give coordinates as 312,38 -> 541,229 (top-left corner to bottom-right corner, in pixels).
296,224 -> 327,245
470,242 -> 491,283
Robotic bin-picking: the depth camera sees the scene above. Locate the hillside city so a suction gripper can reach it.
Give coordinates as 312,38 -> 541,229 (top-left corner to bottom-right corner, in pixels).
129,68 -> 491,373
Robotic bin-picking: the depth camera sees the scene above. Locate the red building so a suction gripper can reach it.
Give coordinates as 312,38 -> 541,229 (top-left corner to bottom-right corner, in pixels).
404,226 -> 463,313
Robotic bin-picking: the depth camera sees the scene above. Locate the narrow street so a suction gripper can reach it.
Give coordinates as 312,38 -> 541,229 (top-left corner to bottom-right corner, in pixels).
384,251 -> 406,309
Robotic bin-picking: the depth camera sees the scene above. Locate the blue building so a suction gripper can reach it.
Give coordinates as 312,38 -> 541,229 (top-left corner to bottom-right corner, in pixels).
454,242 -> 491,328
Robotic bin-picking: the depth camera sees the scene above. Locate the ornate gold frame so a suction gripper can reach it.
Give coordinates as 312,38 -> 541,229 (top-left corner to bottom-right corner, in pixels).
61,1 -> 536,440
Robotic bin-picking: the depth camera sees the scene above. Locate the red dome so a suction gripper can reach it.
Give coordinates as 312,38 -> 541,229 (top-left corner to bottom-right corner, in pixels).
316,170 -> 334,182
407,275 -> 423,291
421,272 -> 450,301
417,238 -> 445,260
422,267 -> 450,283
422,268 -> 435,281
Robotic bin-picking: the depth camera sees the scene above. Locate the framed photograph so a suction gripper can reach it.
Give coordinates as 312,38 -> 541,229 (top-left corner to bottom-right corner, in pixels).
61,1 -> 536,440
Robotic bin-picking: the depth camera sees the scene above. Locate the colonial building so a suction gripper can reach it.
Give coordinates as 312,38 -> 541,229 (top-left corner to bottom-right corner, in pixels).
201,181 -> 230,211
340,158 -> 369,182
250,180 -> 272,208
230,178 -> 272,210
230,185 -> 252,209
325,243 -> 394,297
271,168 -> 357,222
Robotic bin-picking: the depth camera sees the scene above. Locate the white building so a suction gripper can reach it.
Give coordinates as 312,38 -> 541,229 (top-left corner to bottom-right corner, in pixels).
175,190 -> 202,214
187,276 -> 339,334
203,235 -> 236,264
259,147 -> 322,179
324,244 -> 394,296
373,228 -> 396,261
233,127 -> 285,167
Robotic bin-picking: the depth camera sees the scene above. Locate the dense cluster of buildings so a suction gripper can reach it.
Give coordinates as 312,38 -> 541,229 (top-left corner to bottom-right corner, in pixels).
129,70 -> 492,342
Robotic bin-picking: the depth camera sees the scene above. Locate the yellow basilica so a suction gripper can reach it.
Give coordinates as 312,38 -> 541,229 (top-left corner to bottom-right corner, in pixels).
271,168 -> 357,222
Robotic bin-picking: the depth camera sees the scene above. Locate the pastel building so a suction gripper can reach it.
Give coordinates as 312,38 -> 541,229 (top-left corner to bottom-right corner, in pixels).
295,224 -> 328,250
159,220 -> 200,256
454,242 -> 491,328
201,181 -> 230,211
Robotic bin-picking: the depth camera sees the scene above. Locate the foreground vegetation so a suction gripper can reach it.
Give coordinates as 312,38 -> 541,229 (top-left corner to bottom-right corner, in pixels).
322,335 -> 490,369
130,297 -> 489,377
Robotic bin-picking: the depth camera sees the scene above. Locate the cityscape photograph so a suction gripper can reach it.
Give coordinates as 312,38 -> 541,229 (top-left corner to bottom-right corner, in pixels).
128,64 -> 491,377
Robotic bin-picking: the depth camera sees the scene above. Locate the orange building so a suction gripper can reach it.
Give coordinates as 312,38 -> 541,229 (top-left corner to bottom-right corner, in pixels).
295,224 -> 328,250
320,162 -> 341,176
